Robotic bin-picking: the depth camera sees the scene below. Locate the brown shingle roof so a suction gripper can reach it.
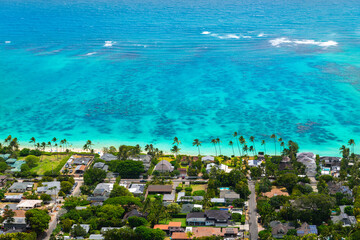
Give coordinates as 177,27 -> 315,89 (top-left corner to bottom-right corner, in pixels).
193,227 -> 223,238
147,185 -> 172,193
172,232 -> 190,239
169,222 -> 181,227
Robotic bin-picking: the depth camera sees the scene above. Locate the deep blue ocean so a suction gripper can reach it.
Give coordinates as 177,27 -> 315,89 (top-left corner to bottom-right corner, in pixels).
0,0 -> 360,155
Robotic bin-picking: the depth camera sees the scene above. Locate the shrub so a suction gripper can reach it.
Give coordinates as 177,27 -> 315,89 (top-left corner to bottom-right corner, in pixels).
185,187 -> 193,191
192,190 -> 205,196
232,213 -> 242,222
176,186 -> 182,193
128,216 -> 148,228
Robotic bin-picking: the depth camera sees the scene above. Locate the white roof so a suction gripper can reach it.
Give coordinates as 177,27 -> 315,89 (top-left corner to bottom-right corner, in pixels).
17,200 -> 42,208
202,156 -> 215,161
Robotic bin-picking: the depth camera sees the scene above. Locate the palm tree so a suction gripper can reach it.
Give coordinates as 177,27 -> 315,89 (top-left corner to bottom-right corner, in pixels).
171,145 -> 180,157
250,136 -> 256,155
280,141 -> 285,154
211,139 -> 217,156
249,145 -> 255,157
4,135 -> 12,146
60,139 -> 65,152
348,139 -> 355,160
261,140 -> 266,155
216,137 -> 221,156
29,137 -> 36,149
63,139 -> 68,151
41,142 -> 46,161
229,141 -> 235,156
47,141 -> 52,152
173,137 -> 181,146
52,137 -> 58,158
243,145 -> 248,156
239,136 -> 245,155
340,145 -> 350,158
85,140 -> 93,152
193,139 -> 201,156
233,132 -> 241,156
271,134 -> 277,156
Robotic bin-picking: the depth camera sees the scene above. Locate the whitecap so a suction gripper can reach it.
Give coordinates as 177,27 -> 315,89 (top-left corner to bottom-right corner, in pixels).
5,41 -> 11,44
257,33 -> 265,37
242,35 -> 252,39
201,31 -> 211,35
270,37 -> 338,48
85,52 -> 97,56
104,41 -> 115,47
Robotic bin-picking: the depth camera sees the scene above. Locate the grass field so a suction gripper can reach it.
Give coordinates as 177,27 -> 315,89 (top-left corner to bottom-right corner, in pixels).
191,184 -> 207,191
159,218 -> 187,227
31,155 -> 70,175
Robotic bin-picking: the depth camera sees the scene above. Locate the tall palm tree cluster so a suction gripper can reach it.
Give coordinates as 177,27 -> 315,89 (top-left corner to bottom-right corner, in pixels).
29,137 -> 70,153
0,135 -> 19,154
145,144 -> 163,158
173,133 -> 288,157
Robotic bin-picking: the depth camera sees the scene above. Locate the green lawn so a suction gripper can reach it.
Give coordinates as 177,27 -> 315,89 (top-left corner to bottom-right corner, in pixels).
31,155 -> 70,175
159,218 -> 187,227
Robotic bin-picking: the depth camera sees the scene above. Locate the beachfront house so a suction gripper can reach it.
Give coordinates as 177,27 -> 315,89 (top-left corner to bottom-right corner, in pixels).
202,156 -> 214,163
100,153 -> 117,162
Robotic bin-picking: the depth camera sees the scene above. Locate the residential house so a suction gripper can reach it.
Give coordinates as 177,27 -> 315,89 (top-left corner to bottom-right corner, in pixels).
4,194 -> 23,202
270,221 -> 295,238
75,165 -> 86,174
72,156 -> 92,165
8,182 -> 34,193
221,228 -> 239,238
72,224 -> 90,234
37,181 -> 60,196
320,156 -> 341,177
206,163 -> 230,173
186,210 -> 232,227
129,155 -> 152,171
100,227 -> 121,233
181,204 -> 203,213
296,152 -> 317,177
16,200 -> 42,210
248,160 -> 262,167
263,187 -> 289,198
163,193 -> 176,203
93,162 -> 109,172
0,154 -> 11,160
210,198 -> 226,205
279,156 -> 293,171
123,209 -> 145,220
100,153 -> 117,162
3,210 -> 27,231
202,156 -> 215,163
128,184 -> 145,196
191,227 -> 223,238
297,222 -> 318,237
327,182 -> 352,196
331,206 -> 356,227
220,189 -> 240,203
89,234 -> 104,240
147,185 -> 172,194
177,192 -> 203,203
88,183 -> 113,202
154,160 -> 174,173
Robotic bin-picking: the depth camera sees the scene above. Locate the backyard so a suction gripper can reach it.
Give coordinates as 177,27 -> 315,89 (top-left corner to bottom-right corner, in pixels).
19,154 -> 70,175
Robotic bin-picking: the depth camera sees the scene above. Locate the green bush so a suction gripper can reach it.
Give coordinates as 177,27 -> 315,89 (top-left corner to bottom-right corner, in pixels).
185,187 -> 193,191
232,213 -> 242,222
176,186 -> 182,193
192,190 -> 205,196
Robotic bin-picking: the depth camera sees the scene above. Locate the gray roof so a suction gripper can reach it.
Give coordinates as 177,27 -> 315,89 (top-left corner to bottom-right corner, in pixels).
154,160 -> 174,172
100,153 -> 117,162
181,204 -> 194,213
93,183 -> 113,195
73,157 -> 91,165
72,224 -> 90,233
93,162 -> 105,168
202,156 -> 215,161
163,194 -> 175,201
187,212 -> 206,218
9,182 -> 33,191
38,181 -> 60,195
129,155 -> 152,163
205,210 -> 231,221
211,198 -> 226,203
89,234 -> 104,240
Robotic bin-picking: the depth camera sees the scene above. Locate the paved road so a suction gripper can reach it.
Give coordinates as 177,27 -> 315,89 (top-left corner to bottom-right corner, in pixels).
43,211 -> 58,240
73,180 -> 83,197
249,181 -> 258,240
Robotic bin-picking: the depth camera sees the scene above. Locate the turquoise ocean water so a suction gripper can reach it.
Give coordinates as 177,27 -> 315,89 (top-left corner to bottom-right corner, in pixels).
1,0 -> 360,155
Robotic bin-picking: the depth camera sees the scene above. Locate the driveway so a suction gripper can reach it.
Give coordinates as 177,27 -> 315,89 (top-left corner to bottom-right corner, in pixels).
249,181 -> 258,240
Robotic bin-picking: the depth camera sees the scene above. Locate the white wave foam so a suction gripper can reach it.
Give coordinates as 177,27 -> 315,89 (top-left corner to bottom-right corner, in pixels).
257,33 -> 265,37
201,31 -> 211,35
85,52 -> 97,56
270,37 -> 338,48
242,35 -> 252,39
5,41 -> 11,44
104,41 -> 115,47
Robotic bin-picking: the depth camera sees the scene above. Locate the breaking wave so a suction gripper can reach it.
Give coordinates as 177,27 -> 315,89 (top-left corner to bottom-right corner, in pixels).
270,37 -> 338,48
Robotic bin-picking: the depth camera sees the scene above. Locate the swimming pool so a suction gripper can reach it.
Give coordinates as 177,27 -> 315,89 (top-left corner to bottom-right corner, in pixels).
219,187 -> 230,190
